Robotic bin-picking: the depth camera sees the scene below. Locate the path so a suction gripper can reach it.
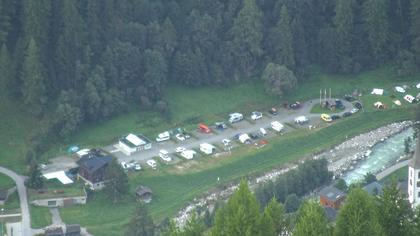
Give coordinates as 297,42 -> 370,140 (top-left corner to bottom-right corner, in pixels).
106,99 -> 354,164
376,159 -> 410,180
0,166 -> 31,236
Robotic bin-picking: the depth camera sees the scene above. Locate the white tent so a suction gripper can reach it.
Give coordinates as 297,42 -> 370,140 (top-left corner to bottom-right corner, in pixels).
393,100 -> 402,106
238,134 -> 251,144
371,88 -> 384,95
416,83 -> 420,89
43,171 -> 74,185
395,86 -> 406,93
404,94 -> 415,103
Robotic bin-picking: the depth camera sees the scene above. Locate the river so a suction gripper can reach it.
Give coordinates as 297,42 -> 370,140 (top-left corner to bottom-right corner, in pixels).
343,128 -> 414,184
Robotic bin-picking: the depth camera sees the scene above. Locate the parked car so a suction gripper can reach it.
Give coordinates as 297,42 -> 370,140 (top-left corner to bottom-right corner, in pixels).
331,115 -> 341,120
215,122 -> 227,130
134,163 -> 141,171
259,128 -> 267,136
271,121 -> 284,132
146,159 -> 157,169
156,131 -> 170,142
354,102 -> 363,109
343,112 -> 352,117
250,133 -> 259,140
335,99 -> 344,109
198,123 -> 211,133
344,95 -> 356,102
228,113 -> 244,123
294,116 -> 309,125
120,161 -> 128,170
350,108 -> 359,114
289,102 -> 301,109
269,107 -> 278,115
222,139 -> 231,146
159,149 -> 172,162
251,111 -> 263,120
181,150 -> 196,160
175,133 -> 186,141
175,147 -> 186,153
321,114 -> 332,122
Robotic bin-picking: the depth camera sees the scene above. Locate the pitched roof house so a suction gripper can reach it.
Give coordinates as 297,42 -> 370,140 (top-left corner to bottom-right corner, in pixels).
77,155 -> 113,190
319,186 -> 346,210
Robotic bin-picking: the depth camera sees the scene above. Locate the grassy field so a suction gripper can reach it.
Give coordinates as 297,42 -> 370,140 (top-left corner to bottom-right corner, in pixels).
0,174 -> 14,190
30,205 -> 52,229
59,107 -> 415,236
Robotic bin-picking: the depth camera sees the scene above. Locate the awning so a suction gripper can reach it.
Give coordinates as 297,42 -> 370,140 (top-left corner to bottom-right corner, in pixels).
43,171 -> 74,185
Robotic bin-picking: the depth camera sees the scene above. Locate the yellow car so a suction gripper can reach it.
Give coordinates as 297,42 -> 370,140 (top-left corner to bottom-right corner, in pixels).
321,113 -> 332,122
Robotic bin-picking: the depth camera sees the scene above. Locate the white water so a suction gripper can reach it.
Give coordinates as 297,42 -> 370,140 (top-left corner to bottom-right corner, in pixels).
343,128 -> 414,184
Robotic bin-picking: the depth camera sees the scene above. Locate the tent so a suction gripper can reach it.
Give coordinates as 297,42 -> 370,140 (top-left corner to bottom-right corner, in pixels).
371,88 -> 384,95
67,145 -> 79,154
374,101 -> 385,109
393,100 -> 402,106
416,83 -> 420,89
395,86 -> 406,93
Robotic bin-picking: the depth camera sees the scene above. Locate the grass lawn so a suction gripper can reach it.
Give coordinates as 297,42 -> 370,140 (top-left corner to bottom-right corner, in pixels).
28,179 -> 85,201
59,107 -> 415,236
3,191 -> 20,211
380,166 -> 409,185
0,174 -> 15,189
30,205 -> 52,229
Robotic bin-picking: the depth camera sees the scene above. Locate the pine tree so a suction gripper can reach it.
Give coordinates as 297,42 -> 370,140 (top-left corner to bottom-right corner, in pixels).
211,180 -> 261,236
0,44 -> 11,93
0,0 -> 10,46
231,0 -> 263,75
293,201 -> 329,236
277,5 -> 295,69
363,0 -> 389,64
334,0 -> 356,73
261,63 -> 297,98
21,38 -> 47,116
26,163 -> 44,189
263,198 -> 286,235
411,0 -> 420,66
104,159 -> 129,204
334,188 -> 384,236
125,204 -> 155,236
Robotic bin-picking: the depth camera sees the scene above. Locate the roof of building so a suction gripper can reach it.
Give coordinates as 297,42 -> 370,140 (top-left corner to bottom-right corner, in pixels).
323,206 -> 338,221
121,133 -> 150,148
409,137 -> 420,169
136,185 -> 153,196
0,189 -> 7,201
319,186 -> 346,202
66,224 -> 81,233
363,181 -> 383,196
77,155 -> 113,174
397,180 -> 408,195
43,171 -> 74,185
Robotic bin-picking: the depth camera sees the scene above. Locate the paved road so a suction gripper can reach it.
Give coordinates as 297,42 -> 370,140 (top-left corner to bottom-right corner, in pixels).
376,159 -> 410,180
106,99 -> 354,165
0,166 -> 31,236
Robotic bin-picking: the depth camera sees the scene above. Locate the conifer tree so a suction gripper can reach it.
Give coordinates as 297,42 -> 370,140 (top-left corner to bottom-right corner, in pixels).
125,204 -> 155,236
0,44 -> 11,93
411,0 -> 420,66
293,201 -> 329,236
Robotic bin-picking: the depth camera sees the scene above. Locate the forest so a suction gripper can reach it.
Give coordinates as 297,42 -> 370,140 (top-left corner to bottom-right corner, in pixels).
0,0 -> 420,153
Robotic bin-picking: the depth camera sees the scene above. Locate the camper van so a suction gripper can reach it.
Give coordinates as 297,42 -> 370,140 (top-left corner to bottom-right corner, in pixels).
238,134 -> 252,144
159,149 -> 172,162
271,121 -> 284,132
156,131 -> 170,142
200,143 -> 216,155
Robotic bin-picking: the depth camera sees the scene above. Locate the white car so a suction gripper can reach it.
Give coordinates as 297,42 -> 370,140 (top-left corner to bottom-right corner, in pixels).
222,139 -> 231,146
134,163 -> 141,171
181,150 -> 196,160
251,111 -> 263,120
350,108 -> 359,114
120,161 -> 128,170
146,159 -> 157,169
259,128 -> 267,136
175,133 -> 186,141
295,116 -> 309,124
175,147 -> 186,153
156,131 -> 170,142
228,113 -> 244,123
159,149 -> 172,162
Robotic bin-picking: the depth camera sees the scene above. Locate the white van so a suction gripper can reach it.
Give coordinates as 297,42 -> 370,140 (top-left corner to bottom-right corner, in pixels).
159,149 -> 172,162
259,128 -> 267,136
295,116 -> 309,125
156,131 -> 170,142
200,143 -> 216,155
271,121 -> 284,132
228,113 -> 244,123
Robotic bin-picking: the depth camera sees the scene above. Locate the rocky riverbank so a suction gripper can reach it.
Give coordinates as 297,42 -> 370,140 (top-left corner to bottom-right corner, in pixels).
174,121 -> 413,227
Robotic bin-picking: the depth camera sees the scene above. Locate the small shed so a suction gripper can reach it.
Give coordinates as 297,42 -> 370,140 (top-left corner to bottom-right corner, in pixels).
0,189 -> 8,205
136,186 -> 153,203
363,181 -> 383,196
45,227 -> 64,236
319,186 -> 346,210
65,224 -> 81,236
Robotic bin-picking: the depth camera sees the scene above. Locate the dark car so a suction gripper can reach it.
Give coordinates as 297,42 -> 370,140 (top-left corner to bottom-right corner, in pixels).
331,115 -> 341,120
335,99 -> 344,109
354,102 -> 363,109
343,112 -> 352,117
233,133 -> 242,140
269,107 -> 278,115
215,122 -> 227,130
289,102 -> 301,109
344,95 -> 356,102
250,133 -> 259,140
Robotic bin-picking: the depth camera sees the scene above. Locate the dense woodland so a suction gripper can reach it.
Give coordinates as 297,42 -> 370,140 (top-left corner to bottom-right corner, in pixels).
1,0 -> 420,149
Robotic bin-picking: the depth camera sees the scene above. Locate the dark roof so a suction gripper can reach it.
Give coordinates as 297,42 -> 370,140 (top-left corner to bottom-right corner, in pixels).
0,189 -> 7,201
409,137 -> 420,169
45,227 -> 64,236
397,180 -> 408,196
66,224 -> 81,233
77,155 -> 113,174
363,181 -> 383,195
136,185 -> 153,196
319,186 -> 346,202
323,206 -> 338,221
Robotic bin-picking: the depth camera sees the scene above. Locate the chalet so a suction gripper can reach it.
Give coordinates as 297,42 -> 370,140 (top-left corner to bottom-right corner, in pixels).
77,155 -> 113,190
319,186 -> 346,210
135,185 -> 153,203
118,133 -> 152,156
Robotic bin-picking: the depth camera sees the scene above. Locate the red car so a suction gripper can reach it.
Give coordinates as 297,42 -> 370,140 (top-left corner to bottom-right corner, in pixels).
198,123 -> 211,133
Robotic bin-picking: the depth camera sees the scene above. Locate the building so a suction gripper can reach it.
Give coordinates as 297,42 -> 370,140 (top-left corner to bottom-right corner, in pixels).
118,133 -> 152,156
45,227 -> 64,236
77,155 -> 113,190
65,224 -> 81,236
363,181 -> 383,196
135,185 -> 153,203
408,137 -> 420,208
319,186 -> 346,210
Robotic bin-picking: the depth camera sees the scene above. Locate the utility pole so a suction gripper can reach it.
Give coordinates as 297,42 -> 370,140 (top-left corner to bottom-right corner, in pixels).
320,89 -> 322,105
